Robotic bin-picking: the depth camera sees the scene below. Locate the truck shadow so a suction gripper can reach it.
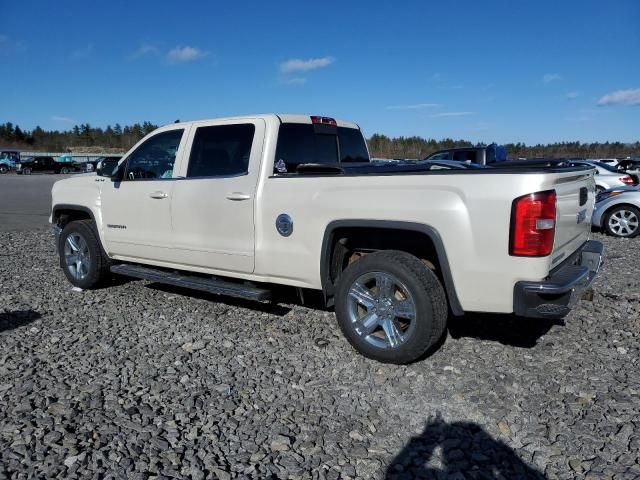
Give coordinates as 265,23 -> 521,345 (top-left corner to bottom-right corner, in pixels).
386,416 -> 546,479
0,309 -> 42,333
447,312 -> 561,348
145,283 -> 293,317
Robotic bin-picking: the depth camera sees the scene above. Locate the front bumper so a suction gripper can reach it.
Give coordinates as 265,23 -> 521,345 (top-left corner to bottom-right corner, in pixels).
514,240 -> 603,318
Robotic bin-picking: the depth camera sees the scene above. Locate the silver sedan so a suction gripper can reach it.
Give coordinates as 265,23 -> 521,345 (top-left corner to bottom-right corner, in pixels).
593,186 -> 640,238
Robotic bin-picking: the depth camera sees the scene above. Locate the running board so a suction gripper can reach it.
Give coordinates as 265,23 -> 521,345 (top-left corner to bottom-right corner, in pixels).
110,264 -> 272,301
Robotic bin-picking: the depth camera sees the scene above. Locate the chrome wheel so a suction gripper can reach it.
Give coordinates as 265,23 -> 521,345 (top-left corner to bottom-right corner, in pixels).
64,232 -> 91,280
608,209 -> 639,237
346,271 -> 417,349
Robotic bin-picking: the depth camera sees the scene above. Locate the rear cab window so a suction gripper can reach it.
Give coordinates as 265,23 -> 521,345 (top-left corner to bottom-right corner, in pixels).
274,122 -> 369,174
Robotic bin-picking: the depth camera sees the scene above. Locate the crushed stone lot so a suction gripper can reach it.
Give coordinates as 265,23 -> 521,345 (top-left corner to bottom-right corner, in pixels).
0,229 -> 638,479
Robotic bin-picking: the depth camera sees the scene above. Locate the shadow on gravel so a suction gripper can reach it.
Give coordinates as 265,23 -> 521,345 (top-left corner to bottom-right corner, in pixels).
0,309 -> 42,333
386,417 -> 546,479
448,312 -> 561,348
146,283 -> 293,316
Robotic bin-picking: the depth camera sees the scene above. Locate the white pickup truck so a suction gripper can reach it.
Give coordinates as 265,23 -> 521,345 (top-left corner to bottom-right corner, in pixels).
51,114 -> 603,363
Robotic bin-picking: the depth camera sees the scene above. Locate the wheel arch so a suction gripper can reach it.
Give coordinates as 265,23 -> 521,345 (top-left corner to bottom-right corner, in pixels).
320,220 -> 463,315
52,204 -> 96,227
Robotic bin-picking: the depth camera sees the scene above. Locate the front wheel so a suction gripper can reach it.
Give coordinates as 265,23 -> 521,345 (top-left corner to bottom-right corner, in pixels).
60,167 -> 70,174
604,205 -> 640,238
59,220 -> 111,288
0,165 -> 8,174
22,167 -> 32,175
334,250 -> 448,364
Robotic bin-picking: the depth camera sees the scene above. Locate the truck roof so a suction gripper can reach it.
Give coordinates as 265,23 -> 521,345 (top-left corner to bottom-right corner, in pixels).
169,114 -> 360,130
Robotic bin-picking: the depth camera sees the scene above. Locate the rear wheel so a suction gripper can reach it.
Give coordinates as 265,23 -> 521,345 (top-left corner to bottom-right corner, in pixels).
59,220 -> 111,288
604,205 -> 640,238
23,167 -> 32,175
334,250 -> 448,364
0,164 -> 8,174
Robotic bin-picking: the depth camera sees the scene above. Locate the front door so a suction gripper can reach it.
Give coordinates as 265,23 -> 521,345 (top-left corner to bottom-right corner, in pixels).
101,127 -> 187,261
170,119 -> 264,273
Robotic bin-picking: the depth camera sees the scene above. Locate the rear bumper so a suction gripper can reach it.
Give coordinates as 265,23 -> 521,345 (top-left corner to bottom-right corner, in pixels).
514,240 -> 603,318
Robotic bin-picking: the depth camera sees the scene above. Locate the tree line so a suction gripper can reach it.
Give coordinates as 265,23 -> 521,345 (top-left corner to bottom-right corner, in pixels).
368,134 -> 640,160
0,121 -> 159,152
1,121 -> 638,159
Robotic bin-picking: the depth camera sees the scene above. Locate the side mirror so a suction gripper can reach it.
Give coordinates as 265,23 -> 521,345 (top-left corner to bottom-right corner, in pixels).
96,158 -> 121,179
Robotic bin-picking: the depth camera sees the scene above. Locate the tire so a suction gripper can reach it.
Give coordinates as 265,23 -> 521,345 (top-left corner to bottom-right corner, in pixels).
603,205 -> 640,238
0,165 -> 8,174
334,250 -> 448,364
23,167 -> 32,175
60,167 -> 70,174
59,220 -> 111,289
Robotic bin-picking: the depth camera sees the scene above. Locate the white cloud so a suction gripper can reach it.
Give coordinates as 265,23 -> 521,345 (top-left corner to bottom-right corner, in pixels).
543,73 -> 562,83
167,46 -> 207,64
429,112 -> 476,118
279,56 -> 334,74
597,88 -> 640,106
70,44 -> 93,60
566,91 -> 579,99
130,44 -> 159,59
386,103 -> 441,110
51,116 -> 76,124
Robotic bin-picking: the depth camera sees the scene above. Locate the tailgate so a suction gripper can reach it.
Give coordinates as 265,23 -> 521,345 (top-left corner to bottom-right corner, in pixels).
551,169 -> 595,268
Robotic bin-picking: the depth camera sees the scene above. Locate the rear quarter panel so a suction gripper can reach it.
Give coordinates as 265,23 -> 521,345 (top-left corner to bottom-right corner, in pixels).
255,171 -> 584,313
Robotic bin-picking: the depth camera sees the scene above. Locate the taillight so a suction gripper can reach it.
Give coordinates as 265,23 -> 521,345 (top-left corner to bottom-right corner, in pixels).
510,190 -> 557,257
310,115 -> 337,126
620,175 -> 633,185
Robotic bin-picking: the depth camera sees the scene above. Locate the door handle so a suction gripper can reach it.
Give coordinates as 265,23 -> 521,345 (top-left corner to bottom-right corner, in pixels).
149,191 -> 168,199
226,192 -> 251,201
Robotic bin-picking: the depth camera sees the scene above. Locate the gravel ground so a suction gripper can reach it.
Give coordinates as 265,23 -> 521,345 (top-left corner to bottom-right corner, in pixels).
0,229 -> 638,479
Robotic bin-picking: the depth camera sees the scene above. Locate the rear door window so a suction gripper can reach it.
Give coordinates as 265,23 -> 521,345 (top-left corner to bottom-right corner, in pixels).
187,124 -> 255,178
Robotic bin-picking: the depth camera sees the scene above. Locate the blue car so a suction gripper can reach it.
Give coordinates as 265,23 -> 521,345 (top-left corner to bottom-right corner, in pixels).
0,150 -> 20,174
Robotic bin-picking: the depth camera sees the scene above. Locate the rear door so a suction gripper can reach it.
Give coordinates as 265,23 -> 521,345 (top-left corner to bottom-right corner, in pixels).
170,119 -> 265,273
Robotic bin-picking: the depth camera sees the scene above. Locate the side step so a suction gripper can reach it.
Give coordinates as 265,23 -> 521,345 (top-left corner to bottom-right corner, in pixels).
110,264 -> 272,301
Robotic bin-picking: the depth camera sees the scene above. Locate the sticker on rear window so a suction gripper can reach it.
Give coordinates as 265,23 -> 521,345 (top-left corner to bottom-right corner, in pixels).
275,159 -> 288,173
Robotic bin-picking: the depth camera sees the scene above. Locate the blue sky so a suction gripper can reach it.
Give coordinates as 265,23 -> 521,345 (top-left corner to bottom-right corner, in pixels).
1,0 -> 638,144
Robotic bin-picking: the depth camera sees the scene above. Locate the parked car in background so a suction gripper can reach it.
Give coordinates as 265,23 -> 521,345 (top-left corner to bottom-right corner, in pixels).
567,160 -> 635,191
616,158 -> 640,183
16,156 -> 81,175
593,186 -> 640,238
0,149 -> 20,174
83,156 -> 122,172
424,143 -> 508,165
